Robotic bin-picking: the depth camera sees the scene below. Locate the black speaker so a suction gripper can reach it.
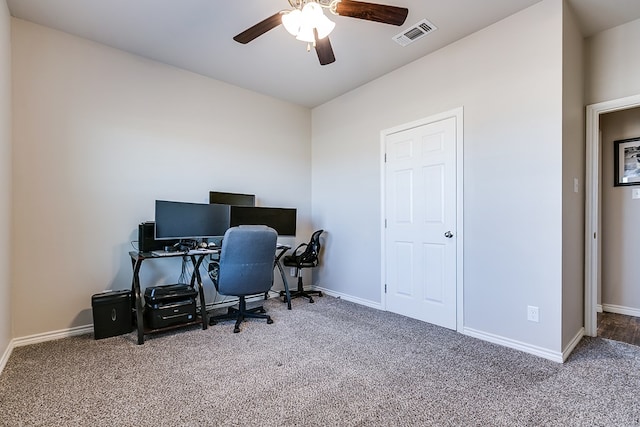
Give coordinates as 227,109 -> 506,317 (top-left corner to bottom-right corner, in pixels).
138,221 -> 178,253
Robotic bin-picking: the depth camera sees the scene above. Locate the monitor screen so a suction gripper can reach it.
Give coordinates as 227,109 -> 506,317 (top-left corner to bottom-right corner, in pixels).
209,191 -> 255,206
155,200 -> 231,240
230,206 -> 297,236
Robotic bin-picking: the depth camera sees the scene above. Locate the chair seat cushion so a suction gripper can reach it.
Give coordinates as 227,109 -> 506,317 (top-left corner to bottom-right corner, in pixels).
283,256 -> 316,268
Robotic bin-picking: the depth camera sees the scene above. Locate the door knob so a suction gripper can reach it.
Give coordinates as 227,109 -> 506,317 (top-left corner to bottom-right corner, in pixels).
444,231 -> 453,238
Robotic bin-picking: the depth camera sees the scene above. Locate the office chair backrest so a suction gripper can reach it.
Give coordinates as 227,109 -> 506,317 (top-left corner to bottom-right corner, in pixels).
217,225 -> 278,296
299,229 -> 323,265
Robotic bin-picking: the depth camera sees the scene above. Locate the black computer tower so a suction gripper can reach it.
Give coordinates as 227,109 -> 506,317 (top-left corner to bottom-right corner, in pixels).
138,221 -> 179,253
91,289 -> 133,340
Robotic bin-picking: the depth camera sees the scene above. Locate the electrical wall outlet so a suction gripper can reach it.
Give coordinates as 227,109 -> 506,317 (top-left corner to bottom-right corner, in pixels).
527,305 -> 539,322
290,267 -> 297,277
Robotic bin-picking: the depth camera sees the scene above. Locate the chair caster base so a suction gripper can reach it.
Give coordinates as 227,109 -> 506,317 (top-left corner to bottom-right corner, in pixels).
267,317 -> 273,324
208,298 -> 271,332
280,288 -> 323,303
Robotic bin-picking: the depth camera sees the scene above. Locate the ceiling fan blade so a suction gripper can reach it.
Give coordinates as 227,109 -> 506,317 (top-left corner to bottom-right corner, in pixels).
335,0 -> 408,26
233,12 -> 283,44
314,31 -> 336,66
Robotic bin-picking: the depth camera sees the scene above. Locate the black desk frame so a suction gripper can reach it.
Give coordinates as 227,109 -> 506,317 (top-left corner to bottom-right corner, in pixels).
275,245 -> 292,310
129,250 -> 213,344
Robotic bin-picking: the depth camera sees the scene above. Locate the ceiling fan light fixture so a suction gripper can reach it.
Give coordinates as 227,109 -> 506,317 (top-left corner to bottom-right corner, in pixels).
282,9 -> 302,36
315,14 -> 336,39
295,24 -> 316,43
288,1 -> 334,42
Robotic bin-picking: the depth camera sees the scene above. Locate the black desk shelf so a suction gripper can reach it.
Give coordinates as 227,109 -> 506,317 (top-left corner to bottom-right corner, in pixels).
129,250 -> 218,344
141,317 -> 204,335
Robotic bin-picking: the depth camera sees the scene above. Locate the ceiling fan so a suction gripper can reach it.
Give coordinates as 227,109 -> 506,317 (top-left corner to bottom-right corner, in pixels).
233,0 -> 409,66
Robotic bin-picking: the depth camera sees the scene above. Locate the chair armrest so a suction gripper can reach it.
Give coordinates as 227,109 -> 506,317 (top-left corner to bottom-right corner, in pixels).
292,243 -> 308,256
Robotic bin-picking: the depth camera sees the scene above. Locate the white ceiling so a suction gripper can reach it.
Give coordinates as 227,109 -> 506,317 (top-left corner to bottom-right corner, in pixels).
6,0 -> 640,108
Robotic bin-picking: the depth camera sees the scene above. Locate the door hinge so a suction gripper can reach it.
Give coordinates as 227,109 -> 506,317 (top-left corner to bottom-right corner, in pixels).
384,284 -> 387,293
385,219 -> 387,228
384,153 -> 387,163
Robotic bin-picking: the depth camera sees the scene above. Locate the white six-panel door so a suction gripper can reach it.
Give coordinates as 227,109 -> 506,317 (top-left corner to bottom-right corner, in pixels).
384,116 -> 457,330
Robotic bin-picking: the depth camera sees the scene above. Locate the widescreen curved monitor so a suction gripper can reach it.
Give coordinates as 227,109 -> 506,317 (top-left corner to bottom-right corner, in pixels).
155,200 -> 230,240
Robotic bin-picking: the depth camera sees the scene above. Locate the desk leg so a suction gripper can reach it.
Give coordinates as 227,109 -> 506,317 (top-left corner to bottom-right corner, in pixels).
131,258 -> 145,345
190,255 -> 208,329
276,260 -> 291,310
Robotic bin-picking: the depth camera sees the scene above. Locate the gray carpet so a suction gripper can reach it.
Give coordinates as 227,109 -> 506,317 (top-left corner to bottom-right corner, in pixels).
1,296 -> 639,426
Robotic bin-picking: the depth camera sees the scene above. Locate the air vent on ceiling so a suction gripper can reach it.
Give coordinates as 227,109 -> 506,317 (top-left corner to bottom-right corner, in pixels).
393,19 -> 437,47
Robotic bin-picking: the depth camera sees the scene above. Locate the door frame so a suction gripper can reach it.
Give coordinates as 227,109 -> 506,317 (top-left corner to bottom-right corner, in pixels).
380,107 -> 464,332
585,94 -> 640,336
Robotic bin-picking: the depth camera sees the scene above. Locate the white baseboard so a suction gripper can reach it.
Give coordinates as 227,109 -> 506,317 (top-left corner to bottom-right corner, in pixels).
0,340 -> 13,375
12,324 -> 94,348
562,327 -> 585,362
315,287 -> 569,362
2,292 -> 278,368
597,304 -> 603,313
463,327 -> 564,363
602,303 -> 640,317
0,324 -> 94,376
313,286 -> 383,310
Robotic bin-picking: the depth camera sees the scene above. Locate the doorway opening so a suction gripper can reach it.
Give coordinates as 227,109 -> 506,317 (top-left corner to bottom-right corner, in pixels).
585,94 -> 640,337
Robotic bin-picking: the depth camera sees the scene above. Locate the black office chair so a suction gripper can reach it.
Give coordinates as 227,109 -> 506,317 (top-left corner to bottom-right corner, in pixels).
208,225 -> 278,333
281,229 -> 324,303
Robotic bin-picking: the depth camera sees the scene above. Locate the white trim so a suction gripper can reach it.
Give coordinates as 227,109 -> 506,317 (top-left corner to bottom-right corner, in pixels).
0,340 -> 14,375
463,327 -> 564,363
596,304 -> 603,313
0,291 -> 286,375
379,107 -> 464,331
12,324 -> 94,348
585,93 -> 640,337
455,109 -> 464,333
379,122 -> 387,309
314,286 -> 383,310
562,328 -> 585,362
602,304 -> 640,317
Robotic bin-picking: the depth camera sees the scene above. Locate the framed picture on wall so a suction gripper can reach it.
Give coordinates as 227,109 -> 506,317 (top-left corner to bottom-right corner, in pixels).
614,137 -> 640,186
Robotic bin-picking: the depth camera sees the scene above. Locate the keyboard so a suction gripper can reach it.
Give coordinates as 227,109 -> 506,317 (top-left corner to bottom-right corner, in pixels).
187,248 -> 219,255
151,250 -> 185,257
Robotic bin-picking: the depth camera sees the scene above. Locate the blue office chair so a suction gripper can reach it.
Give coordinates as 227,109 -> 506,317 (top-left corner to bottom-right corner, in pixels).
208,225 -> 278,333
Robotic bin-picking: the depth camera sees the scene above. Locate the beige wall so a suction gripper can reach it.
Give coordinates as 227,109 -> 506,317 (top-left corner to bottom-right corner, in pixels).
561,0 -> 585,349
600,107 -> 640,312
11,18 -> 311,338
0,0 -> 11,360
586,18 -> 640,105
312,0 -> 565,354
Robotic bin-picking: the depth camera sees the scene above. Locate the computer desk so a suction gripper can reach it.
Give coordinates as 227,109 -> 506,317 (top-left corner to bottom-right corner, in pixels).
129,245 -> 292,344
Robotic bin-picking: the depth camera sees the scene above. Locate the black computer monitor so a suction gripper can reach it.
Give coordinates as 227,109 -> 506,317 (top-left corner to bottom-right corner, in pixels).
230,206 -> 297,236
209,191 -> 255,206
155,200 -> 231,240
